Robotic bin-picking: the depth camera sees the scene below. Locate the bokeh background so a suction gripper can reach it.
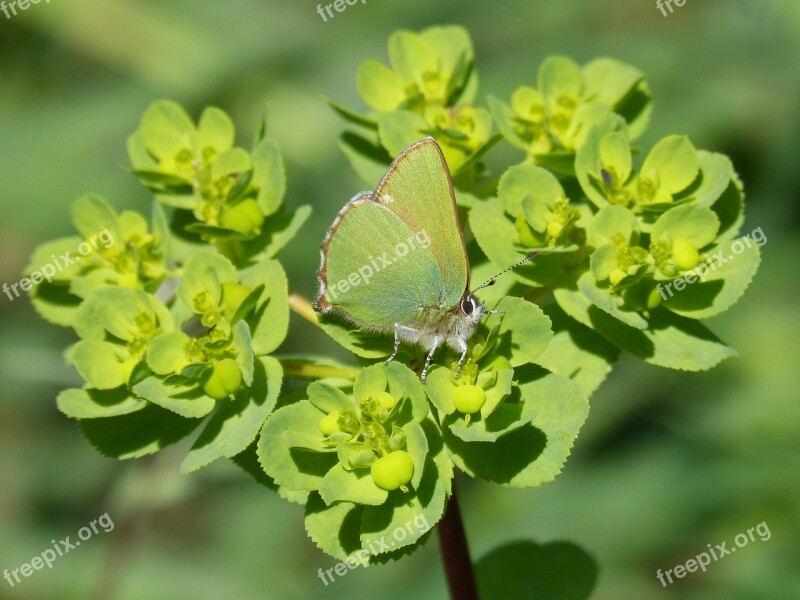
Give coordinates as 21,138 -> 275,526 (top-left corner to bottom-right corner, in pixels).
1,0 -> 798,598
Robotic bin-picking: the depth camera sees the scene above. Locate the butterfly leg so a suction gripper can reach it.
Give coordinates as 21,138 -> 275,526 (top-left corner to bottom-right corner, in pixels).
454,338 -> 468,379
385,324 -> 420,366
483,309 -> 504,315
421,336 -> 442,383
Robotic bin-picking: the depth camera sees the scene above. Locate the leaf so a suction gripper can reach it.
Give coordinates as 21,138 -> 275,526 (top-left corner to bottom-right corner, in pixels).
586,205 -> 638,247
317,312 -> 394,359
385,362 -> 429,423
537,56 -> 583,108
377,110 -> 428,156
304,493 -> 364,560
445,365 -> 588,487
575,114 -> 628,208
211,148 -> 251,179
67,340 -> 135,390
231,320 -> 255,386
133,376 -> 216,419
80,404 -> 201,460
578,272 -> 649,329
320,465 -> 388,506
476,540 -> 598,600
197,106 -> 235,153
651,204 -> 720,248
308,382 -> 354,415
138,99 -> 197,159
242,204 -> 312,264
498,164 -> 563,218
25,237 -> 86,284
178,252 -> 237,311
486,297 -> 554,367
387,30 -> 437,83
488,96 -> 527,151
338,132 -> 392,186
251,136 -> 286,217
57,387 -> 147,419
325,96 -> 378,130
258,401 -> 338,491
662,238 -> 761,319
29,280 -> 83,327
239,259 -> 289,355
147,330 -> 191,375
534,303 -> 620,396
356,60 -> 408,112
447,400 -> 536,443
554,288 -> 738,371
181,357 -> 283,473
691,151 -> 734,207
598,131 -> 631,184
70,195 -> 121,245
641,135 -> 700,194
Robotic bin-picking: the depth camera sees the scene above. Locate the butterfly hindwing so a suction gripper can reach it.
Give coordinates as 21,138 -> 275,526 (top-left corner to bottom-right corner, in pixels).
317,192 -> 444,329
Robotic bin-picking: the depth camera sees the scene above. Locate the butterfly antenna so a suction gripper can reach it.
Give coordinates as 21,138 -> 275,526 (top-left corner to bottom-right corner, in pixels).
471,251 -> 541,293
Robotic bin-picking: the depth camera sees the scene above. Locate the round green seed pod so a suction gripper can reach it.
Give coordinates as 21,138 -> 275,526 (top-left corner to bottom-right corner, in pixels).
203,358 -> 243,400
377,391 -> 396,410
371,450 -> 414,491
319,411 -> 341,436
671,238 -> 701,271
453,384 -> 486,414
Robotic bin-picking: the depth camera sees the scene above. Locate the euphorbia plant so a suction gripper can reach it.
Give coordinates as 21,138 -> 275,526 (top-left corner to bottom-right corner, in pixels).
27,25 -> 760,599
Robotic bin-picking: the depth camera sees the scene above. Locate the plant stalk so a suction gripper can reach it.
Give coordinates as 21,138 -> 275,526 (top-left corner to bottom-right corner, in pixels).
437,485 -> 479,600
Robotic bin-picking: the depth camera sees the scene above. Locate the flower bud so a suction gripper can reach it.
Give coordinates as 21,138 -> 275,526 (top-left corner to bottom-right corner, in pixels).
671,238 -> 700,271
453,384 -> 486,414
203,358 -> 242,400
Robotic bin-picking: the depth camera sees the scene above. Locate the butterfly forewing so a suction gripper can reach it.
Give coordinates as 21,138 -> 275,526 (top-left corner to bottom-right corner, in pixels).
372,138 -> 469,309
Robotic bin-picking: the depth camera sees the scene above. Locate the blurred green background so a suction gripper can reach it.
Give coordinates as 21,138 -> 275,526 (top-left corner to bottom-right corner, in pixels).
1,0 -> 798,598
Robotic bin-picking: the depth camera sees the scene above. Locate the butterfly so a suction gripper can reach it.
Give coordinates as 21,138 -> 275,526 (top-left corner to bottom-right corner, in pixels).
314,138 -> 537,382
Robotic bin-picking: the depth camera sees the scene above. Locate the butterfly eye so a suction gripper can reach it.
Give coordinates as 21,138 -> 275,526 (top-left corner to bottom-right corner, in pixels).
461,298 -> 474,315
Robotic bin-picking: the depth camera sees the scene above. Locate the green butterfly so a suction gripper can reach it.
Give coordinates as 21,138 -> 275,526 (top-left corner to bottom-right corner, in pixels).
315,138 -> 536,381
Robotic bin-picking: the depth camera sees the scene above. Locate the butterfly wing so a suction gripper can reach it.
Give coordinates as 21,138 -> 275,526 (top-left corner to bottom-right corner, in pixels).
373,138 -> 469,309
316,192 -> 444,330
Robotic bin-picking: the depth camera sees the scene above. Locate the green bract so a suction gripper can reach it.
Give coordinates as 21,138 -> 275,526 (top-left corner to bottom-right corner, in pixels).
490,56 -> 651,173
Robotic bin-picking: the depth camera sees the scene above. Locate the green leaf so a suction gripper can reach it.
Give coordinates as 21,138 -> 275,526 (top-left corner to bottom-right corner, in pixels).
211,148 -> 251,179
181,357 -> 283,473
488,96 -> 527,151
377,110 -> 429,156
385,362 -> 429,423
304,493 -> 364,560
239,259 -> 289,355
197,106 -> 235,153
242,204 -> 312,263
325,96 -> 379,130
537,56 -> 583,108
534,303 -> 620,395
80,404 -> 201,460
320,465 -> 388,506
402,421 -> 429,488
486,296 -> 554,367
662,238 -> 761,319
133,375 -> 216,419
691,151 -> 734,207
477,540 -> 598,600
447,400 -> 536,443
575,114 -> 628,208
586,205 -> 638,247
577,272 -> 649,329
338,132 -> 392,186
641,135 -> 700,194
147,330 -> 191,376
177,252 -> 237,311
57,387 -> 147,419
258,402 -> 339,491
651,204 -> 720,248
498,164 -> 563,218
251,136 -> 286,217
67,340 -> 135,390
318,312 -> 394,359
424,367 -> 457,415
445,365 -> 588,487
357,60 -> 408,112
29,280 -> 83,327
353,364 -> 387,403
308,382 -> 353,415
598,131 -> 632,184
138,99 -> 197,159
554,288 -> 738,371
71,194 -> 121,243
388,30 -> 437,83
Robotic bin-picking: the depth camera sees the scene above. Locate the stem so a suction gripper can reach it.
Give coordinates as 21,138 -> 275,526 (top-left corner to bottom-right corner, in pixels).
288,292 -> 320,326
279,358 -> 360,380
437,485 -> 479,600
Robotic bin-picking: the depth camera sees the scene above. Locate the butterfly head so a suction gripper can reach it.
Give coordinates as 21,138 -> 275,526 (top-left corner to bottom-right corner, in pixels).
459,293 -> 485,325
